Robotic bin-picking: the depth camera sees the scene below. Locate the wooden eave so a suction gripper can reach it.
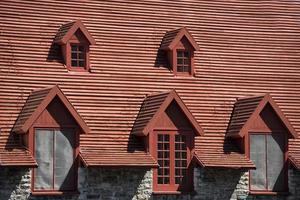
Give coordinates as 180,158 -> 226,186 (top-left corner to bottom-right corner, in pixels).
54,19 -> 96,45
133,90 -> 204,136
227,93 -> 297,139
13,85 -> 90,134
160,27 -> 199,51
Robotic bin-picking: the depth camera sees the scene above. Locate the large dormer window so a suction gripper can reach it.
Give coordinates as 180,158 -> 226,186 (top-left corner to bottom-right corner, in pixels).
131,90 -> 204,193
227,94 -> 298,195
54,20 -> 96,72
160,27 -> 199,76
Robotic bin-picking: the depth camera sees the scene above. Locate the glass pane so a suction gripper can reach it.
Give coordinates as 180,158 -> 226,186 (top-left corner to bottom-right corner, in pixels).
79,53 -> 84,59
267,134 -> 285,191
177,51 -> 184,57
54,129 -> 75,190
71,53 -> 77,59
250,135 -> 267,190
79,61 -> 85,67
164,177 -> 169,184
164,160 -> 169,167
34,130 -> 54,190
178,66 -> 184,72
71,45 -> 77,51
177,58 -> 183,65
78,46 -> 84,51
184,52 -> 189,57
71,60 -> 77,67
164,168 -> 169,175
158,168 -> 163,175
158,177 -> 163,184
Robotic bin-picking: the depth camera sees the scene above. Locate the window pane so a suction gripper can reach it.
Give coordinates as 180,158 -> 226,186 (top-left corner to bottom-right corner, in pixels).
79,61 -> 85,67
54,129 -> 75,190
177,58 -> 183,65
250,135 -> 267,190
78,46 -> 84,51
34,130 -> 54,190
71,60 -> 77,67
267,134 -> 285,191
71,45 -> 77,51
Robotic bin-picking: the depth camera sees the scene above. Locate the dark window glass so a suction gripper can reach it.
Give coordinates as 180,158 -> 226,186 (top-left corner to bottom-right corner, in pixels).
157,134 -> 170,184
71,44 -> 86,68
175,135 -> 187,184
177,50 -> 191,73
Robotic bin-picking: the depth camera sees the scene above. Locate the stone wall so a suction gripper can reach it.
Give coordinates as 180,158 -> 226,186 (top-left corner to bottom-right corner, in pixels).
1,167 -> 300,200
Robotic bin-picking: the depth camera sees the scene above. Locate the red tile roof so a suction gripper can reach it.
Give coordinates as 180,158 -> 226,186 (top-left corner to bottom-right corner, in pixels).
194,151 -> 255,169
160,27 -> 200,51
1,1 -> 300,168
80,149 -> 158,167
131,90 -> 204,136
0,149 -> 37,167
227,94 -> 297,138
54,19 -> 96,45
13,85 -> 90,134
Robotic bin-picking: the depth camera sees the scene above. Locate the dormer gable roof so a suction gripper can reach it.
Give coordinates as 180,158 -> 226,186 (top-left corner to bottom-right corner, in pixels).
227,93 -> 297,138
160,27 -> 199,51
131,90 -> 204,136
13,85 -> 90,134
54,19 -> 96,45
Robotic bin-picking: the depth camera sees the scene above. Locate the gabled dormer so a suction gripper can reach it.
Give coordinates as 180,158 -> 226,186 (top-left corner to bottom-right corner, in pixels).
54,20 -> 96,72
160,27 -> 199,76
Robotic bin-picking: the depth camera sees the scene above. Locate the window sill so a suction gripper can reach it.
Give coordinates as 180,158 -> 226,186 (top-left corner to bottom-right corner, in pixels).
249,191 -> 289,196
31,190 -> 79,196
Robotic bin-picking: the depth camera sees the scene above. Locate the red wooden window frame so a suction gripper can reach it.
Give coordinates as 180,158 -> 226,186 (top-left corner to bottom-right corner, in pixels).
66,42 -> 90,72
31,127 -> 79,196
152,130 -> 193,193
248,132 -> 288,195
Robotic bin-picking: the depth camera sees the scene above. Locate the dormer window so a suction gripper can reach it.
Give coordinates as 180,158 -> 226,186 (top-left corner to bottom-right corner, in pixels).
177,50 -> 191,74
227,94 -> 298,195
160,27 -> 199,76
71,44 -> 86,68
54,20 -> 96,72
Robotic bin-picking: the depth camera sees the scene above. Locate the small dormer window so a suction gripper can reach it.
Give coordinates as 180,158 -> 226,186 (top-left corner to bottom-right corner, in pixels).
160,27 -> 199,76
54,20 -> 96,72
177,50 -> 191,74
71,44 -> 86,68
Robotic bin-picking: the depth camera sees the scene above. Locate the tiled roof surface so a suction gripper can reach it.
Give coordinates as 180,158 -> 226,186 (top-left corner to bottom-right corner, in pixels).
80,149 -> 158,167
131,91 -> 170,136
132,90 -> 203,136
1,1 -> 300,167
194,151 -> 255,169
0,149 -> 36,167
53,21 -> 76,43
12,87 -> 52,133
227,95 -> 264,137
